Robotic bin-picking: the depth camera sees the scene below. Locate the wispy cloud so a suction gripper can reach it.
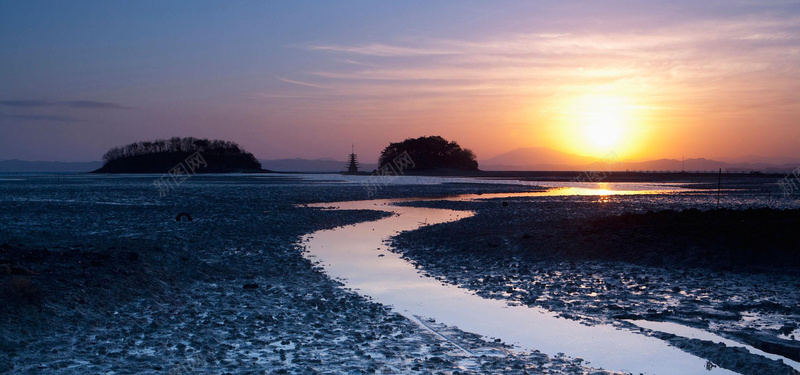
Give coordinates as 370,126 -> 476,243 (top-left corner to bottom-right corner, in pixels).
287,12 -> 800,112
250,6 -> 800,161
66,100 -> 131,109
275,77 -> 329,89
0,100 -> 131,109
0,100 -> 57,108
2,114 -> 81,122
304,43 -> 455,57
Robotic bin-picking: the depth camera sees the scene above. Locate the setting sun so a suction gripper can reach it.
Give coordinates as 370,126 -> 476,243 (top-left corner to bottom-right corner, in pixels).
575,94 -> 634,151
586,110 -> 624,149
551,93 -> 643,159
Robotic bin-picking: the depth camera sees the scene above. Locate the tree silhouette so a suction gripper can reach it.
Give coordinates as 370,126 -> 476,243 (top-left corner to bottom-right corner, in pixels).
379,136 -> 478,171
101,137 -> 254,163
96,137 -> 263,173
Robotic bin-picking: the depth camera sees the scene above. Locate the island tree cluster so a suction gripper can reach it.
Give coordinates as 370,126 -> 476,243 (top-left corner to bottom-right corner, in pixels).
379,136 -> 478,171
101,137 -> 248,163
96,137 -> 263,173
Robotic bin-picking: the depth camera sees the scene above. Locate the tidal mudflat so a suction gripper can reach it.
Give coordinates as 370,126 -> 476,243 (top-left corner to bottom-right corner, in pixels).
0,174 -> 591,374
1,174 -> 798,374
391,183 -> 800,374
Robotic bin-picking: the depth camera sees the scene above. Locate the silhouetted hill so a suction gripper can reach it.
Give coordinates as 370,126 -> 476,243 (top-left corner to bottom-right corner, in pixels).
480,147 -> 799,172
380,136 -> 478,171
480,147 -> 599,170
94,137 -> 266,173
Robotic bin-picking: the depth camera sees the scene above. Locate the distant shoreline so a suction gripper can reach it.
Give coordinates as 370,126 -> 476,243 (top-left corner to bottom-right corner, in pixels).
0,169 -> 788,184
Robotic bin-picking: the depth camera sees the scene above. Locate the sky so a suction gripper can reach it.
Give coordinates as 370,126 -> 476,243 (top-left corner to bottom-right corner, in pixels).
1,1 -> 799,163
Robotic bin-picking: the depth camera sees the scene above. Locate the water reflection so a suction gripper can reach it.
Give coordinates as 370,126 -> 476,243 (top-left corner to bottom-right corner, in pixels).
303,187 -> 738,375
438,185 -> 688,202
628,320 -> 800,372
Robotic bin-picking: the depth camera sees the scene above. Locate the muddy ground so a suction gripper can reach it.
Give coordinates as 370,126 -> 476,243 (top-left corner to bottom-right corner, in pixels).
1,175 -> 616,374
391,190 -> 800,374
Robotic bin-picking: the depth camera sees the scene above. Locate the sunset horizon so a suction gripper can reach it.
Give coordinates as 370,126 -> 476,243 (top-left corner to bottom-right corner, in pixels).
2,1 -> 799,166
4,3 -> 800,373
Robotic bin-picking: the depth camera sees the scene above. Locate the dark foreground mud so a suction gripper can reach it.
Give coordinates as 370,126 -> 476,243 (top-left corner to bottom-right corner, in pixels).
392,192 -> 800,374
1,175 -> 613,374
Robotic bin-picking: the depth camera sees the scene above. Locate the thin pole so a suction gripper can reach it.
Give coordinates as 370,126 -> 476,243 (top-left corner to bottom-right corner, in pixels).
716,168 -> 722,209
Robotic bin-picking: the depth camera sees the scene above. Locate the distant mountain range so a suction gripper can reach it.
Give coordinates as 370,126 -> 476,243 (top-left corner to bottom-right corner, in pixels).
480,147 -> 598,170
258,158 -> 378,173
2,148 -> 797,173
479,147 -> 799,172
0,159 -> 103,173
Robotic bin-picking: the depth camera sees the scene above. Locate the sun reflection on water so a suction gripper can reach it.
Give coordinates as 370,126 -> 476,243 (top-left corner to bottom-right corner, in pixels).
448,186 -> 680,202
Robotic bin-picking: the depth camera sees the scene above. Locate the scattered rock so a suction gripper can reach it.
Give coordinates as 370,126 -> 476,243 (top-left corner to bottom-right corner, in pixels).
176,212 -> 193,222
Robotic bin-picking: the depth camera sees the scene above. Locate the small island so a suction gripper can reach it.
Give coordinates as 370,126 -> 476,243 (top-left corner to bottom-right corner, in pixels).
93,137 -> 266,173
379,135 -> 478,172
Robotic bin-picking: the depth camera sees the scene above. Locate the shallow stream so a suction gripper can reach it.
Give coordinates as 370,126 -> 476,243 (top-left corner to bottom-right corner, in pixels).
302,186 -> 756,374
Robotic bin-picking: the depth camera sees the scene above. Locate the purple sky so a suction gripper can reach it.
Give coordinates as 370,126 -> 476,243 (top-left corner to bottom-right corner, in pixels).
1,1 -> 799,163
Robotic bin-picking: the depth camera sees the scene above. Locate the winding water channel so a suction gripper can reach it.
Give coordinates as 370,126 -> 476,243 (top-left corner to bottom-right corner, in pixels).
301,187 -> 780,374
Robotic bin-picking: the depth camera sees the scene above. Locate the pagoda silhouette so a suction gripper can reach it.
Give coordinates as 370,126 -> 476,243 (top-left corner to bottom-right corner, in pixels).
346,145 -> 359,173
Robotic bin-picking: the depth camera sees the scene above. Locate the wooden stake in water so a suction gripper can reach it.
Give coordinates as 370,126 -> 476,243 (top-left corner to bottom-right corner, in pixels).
716,168 -> 722,209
